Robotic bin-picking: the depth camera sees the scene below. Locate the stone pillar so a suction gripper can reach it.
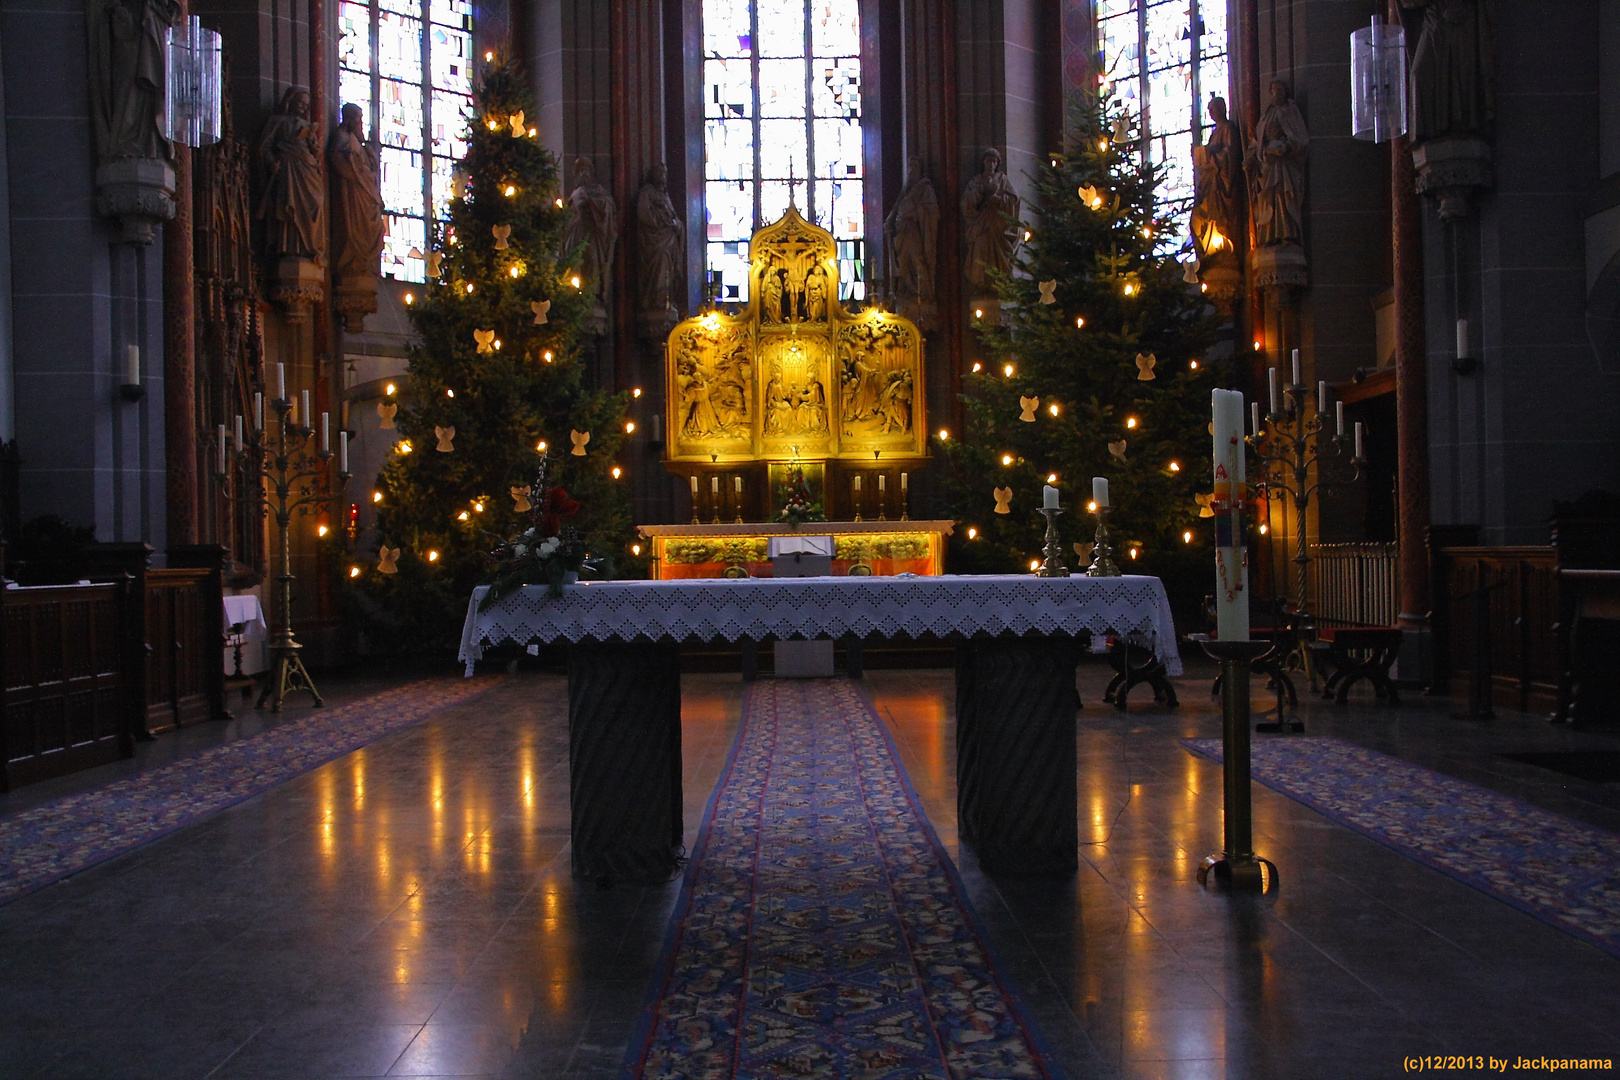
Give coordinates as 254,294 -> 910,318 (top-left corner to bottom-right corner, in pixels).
164,2 -> 197,546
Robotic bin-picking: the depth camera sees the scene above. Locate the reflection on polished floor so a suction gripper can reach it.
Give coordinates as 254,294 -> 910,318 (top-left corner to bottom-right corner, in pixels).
2,662 -> 1620,1079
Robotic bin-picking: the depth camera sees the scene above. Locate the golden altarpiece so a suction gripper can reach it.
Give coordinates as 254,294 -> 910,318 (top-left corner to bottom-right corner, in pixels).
638,206 -> 953,579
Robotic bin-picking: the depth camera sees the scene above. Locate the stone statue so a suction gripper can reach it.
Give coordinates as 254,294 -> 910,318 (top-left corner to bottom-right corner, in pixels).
883,156 -> 938,318
328,103 -> 384,278
960,148 -> 1021,294
1192,96 -> 1243,258
561,156 -> 618,319
1402,0 -> 1493,143
256,87 -> 326,262
1244,79 -> 1309,248
88,0 -> 178,162
635,163 -> 683,322
328,102 -> 385,330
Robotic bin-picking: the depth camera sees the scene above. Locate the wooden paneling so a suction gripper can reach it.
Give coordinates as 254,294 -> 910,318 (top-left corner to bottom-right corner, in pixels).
1432,545 -> 1559,711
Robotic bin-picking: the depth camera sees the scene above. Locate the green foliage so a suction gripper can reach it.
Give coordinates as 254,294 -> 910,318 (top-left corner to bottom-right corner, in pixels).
939,92 -> 1227,610
349,64 -> 631,653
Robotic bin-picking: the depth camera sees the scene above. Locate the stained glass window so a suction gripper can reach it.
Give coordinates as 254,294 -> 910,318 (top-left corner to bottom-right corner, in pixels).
703,0 -> 864,304
339,0 -> 472,283
1097,0 -> 1228,235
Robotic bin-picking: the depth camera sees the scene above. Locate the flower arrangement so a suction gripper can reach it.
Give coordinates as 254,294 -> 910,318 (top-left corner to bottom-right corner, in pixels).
777,464 -> 825,528
479,455 -> 594,608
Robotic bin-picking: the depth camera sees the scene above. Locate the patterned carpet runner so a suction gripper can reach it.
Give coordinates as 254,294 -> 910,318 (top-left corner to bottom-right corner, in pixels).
1183,736 -> 1620,957
0,677 -> 499,905
626,678 -> 1060,1080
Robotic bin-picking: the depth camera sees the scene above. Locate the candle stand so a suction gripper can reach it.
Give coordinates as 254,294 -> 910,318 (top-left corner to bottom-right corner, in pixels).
1086,506 -> 1121,577
218,395 -> 348,713
1252,376 -> 1366,697
1195,638 -> 1279,892
1036,507 -> 1070,577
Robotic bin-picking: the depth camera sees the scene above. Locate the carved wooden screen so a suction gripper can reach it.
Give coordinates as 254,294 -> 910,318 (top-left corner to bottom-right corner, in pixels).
665,205 -> 924,465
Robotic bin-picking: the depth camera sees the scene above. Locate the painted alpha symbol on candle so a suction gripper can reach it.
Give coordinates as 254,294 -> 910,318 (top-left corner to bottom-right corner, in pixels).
434,425 -> 456,452
570,429 -> 590,456
377,546 -> 400,575
1135,352 -> 1157,381
474,328 -> 496,353
992,486 -> 1013,514
1019,395 -> 1040,422
1037,280 -> 1057,304
1108,440 -> 1128,462
530,299 -> 551,325
377,402 -> 397,429
511,485 -> 532,512
491,224 -> 512,250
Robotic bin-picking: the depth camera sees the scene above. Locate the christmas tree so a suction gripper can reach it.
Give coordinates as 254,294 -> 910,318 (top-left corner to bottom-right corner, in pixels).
939,93 -> 1225,615
349,63 -> 632,652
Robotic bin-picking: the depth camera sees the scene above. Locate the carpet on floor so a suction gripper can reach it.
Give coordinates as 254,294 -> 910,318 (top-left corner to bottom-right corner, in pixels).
0,676 -> 500,905
1183,735 -> 1620,958
625,678 -> 1062,1080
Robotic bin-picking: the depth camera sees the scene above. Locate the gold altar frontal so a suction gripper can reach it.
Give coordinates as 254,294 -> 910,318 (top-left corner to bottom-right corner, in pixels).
638,521 -> 954,580
664,205 -> 928,524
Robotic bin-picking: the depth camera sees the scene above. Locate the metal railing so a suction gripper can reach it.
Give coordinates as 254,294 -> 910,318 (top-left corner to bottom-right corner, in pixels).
1310,542 -> 1400,626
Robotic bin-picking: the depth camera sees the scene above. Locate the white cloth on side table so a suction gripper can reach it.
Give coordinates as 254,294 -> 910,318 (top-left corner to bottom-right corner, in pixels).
459,574 -> 1182,677
222,594 -> 269,675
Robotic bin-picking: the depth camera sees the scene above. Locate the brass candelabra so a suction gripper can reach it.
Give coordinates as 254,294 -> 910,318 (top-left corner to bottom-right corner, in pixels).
1086,506 -> 1121,577
1036,507 -> 1070,577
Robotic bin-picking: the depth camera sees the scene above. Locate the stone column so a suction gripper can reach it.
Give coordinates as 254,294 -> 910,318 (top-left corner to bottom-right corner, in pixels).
164,0 -> 197,546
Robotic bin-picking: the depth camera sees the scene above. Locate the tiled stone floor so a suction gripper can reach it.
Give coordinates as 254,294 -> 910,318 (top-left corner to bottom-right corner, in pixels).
2,658 -> 1619,1079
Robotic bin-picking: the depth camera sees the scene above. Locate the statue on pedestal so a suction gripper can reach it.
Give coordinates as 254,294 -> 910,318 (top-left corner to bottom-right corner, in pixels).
636,162 -> 683,338
1191,96 -> 1244,311
1244,79 -> 1309,297
961,148 -> 1021,303
328,103 -> 386,331
256,87 -> 327,320
87,0 -> 180,244
1402,0 -> 1495,219
883,156 -> 938,328
561,157 -> 618,333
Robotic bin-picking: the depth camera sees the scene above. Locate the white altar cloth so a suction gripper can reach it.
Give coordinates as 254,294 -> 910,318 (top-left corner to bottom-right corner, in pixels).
459,574 -> 1182,677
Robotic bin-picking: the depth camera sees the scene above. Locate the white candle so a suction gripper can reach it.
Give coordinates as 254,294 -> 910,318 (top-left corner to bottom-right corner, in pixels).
254,392 -> 264,431
711,475 -> 719,494
878,474 -> 886,493
234,414 -> 244,448
1456,317 -> 1469,359
301,390 -> 311,428
734,475 -> 742,493
339,430 -> 349,473
321,411 -> 330,453
1212,388 -> 1249,642
125,344 -> 140,385
276,363 -> 286,400
217,424 -> 227,474
1268,367 -> 1279,414
853,475 -> 862,492
1043,484 -> 1059,509
1092,476 -> 1109,508
901,472 -> 908,491
1291,348 -> 1301,386
1317,380 -> 1327,415
689,475 -> 698,496
1354,420 -> 1365,460
1251,402 -> 1262,438
1336,400 -> 1346,437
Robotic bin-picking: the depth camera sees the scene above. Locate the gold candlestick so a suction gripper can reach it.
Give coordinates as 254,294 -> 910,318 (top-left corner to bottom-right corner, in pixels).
1037,507 -> 1069,577
1086,506 -> 1121,577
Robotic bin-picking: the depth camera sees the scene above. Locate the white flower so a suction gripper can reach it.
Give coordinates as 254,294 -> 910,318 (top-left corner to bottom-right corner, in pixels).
512,543 -> 527,557
539,537 -> 560,557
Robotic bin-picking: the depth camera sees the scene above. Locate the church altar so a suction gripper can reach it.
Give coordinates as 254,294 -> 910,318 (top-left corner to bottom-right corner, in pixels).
635,519 -> 955,579
460,575 -> 1182,882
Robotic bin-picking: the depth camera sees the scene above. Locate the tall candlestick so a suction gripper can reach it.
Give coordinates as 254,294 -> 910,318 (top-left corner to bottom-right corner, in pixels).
339,430 -> 349,474
1456,317 -> 1470,359
254,392 -> 264,431
125,344 -> 140,385
1043,484 -> 1059,510
1291,348 -> 1301,386
1336,400 -> 1346,437
1212,388 -> 1249,642
234,414 -> 244,448
217,424 -> 227,475
1268,367 -> 1279,414
1317,380 -> 1327,415
1092,476 -> 1109,508
1354,420 -> 1364,460
1251,401 -> 1262,438
276,363 -> 286,400
321,411 -> 330,453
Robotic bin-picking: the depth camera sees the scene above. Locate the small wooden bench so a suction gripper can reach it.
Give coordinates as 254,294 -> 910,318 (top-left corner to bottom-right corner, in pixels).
1314,627 -> 1403,704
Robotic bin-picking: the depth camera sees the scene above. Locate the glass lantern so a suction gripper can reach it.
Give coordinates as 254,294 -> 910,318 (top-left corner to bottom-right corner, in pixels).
165,16 -> 223,148
1350,16 -> 1406,143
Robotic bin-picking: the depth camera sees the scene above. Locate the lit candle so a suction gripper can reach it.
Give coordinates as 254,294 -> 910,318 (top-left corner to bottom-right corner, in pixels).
276,363 -> 286,400
301,390 -> 311,428
339,430 -> 349,474
1092,476 -> 1109,508
125,344 -> 140,386
853,475 -> 862,492
1456,317 -> 1469,359
217,424 -> 227,475
1268,367 -> 1279,414
878,474 -> 886,493
1354,420 -> 1365,460
1291,348 -> 1301,386
1043,484 -> 1059,510
1212,388 -> 1249,642
234,414 -> 244,448
321,411 -> 330,453
1317,380 -> 1327,415
254,392 -> 264,431
1336,400 -> 1345,437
